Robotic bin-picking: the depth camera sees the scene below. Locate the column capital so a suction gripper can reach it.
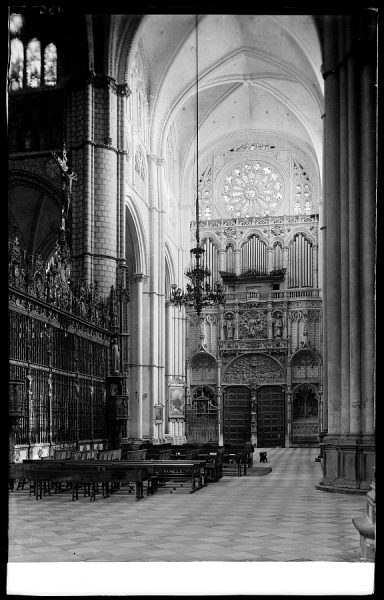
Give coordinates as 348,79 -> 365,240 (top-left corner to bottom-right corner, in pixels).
147,153 -> 165,167
131,273 -> 149,283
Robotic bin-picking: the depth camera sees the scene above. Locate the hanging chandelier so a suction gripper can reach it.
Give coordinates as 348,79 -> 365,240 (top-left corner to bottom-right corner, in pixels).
170,16 -> 225,316
170,237 -> 225,316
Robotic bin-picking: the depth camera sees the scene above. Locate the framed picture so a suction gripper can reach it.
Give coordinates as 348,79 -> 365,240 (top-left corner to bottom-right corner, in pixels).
154,405 -> 163,422
169,386 -> 185,417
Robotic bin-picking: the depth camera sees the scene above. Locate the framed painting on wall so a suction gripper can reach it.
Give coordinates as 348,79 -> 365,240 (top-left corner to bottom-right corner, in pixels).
169,385 -> 185,418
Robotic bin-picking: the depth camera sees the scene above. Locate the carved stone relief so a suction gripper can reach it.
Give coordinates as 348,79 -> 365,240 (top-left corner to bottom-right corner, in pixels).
239,311 -> 266,338
222,353 -> 285,385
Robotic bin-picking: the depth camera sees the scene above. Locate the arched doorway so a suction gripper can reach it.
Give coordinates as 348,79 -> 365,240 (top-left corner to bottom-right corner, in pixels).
291,383 -> 319,445
223,386 -> 251,446
257,386 -> 285,447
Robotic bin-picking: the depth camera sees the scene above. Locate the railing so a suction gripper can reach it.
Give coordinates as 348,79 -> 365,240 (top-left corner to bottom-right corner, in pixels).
219,338 -> 288,351
223,288 -> 321,302
190,214 -> 319,229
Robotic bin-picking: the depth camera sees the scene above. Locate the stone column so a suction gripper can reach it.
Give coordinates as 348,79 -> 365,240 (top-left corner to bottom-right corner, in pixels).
323,15 -> 342,438
147,153 -> 165,439
217,359 -> 222,445
317,13 -> 376,493
133,273 -> 147,440
359,22 -> 376,439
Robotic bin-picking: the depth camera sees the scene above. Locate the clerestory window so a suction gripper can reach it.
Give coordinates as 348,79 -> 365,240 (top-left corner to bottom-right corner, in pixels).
8,13 -> 58,91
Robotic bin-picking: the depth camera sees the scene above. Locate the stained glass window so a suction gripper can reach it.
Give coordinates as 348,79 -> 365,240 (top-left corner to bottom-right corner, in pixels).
26,38 -> 41,87
44,43 -> 57,86
9,38 -> 24,91
9,13 -> 24,35
221,161 -> 284,217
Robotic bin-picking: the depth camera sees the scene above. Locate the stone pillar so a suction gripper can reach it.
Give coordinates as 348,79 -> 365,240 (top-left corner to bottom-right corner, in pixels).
133,274 -> 147,440
286,358 -> 292,447
147,153 -> 165,439
217,358 -> 222,445
317,13 -> 376,493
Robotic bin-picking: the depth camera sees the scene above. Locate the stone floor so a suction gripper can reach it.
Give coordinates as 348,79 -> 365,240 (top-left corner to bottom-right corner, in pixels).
7,447 -> 375,595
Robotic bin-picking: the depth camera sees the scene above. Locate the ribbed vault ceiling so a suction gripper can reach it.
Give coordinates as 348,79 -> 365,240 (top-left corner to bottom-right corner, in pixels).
125,14 -> 323,185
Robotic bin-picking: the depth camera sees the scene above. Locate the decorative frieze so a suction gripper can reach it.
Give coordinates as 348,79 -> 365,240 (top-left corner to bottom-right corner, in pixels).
222,353 -> 285,385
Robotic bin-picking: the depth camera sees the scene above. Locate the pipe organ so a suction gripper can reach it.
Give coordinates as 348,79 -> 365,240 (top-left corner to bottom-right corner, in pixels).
225,244 -> 235,272
289,233 -> 313,287
273,242 -> 282,270
241,235 -> 267,273
202,238 -> 219,288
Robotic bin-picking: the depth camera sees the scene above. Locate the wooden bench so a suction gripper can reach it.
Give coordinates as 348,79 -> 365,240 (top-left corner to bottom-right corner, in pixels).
223,448 -> 247,477
146,448 -> 172,460
98,449 -> 122,461
71,450 -> 99,460
197,448 -> 224,482
15,460 -> 149,501
121,448 -> 147,461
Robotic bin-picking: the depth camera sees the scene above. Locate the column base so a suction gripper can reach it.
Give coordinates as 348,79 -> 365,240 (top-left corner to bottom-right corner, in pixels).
316,435 -> 375,493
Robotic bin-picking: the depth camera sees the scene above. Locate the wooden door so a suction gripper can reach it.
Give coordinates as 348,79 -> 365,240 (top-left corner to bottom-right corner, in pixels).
257,386 -> 285,447
223,386 -> 251,446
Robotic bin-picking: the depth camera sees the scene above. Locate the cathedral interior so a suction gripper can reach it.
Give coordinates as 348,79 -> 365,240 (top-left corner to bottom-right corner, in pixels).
7,7 -> 376,594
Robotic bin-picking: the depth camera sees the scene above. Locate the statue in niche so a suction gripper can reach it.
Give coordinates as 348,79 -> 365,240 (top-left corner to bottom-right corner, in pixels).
224,316 -> 234,340
273,314 -> 283,338
111,337 -> 120,374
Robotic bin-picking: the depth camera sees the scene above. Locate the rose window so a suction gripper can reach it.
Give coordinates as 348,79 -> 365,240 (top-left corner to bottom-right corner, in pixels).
222,161 -> 284,217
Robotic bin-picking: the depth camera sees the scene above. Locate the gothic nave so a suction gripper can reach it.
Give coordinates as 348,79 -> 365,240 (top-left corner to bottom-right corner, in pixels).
7,7 -> 376,596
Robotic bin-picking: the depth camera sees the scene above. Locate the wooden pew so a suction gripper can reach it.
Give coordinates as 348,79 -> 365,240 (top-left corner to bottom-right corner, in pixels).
17,460 -> 148,501
197,448 -> 224,482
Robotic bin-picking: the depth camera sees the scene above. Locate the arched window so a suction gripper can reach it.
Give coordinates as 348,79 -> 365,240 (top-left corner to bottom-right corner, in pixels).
9,38 -> 24,91
44,43 -> 57,86
26,38 -> 41,87
8,13 -> 58,91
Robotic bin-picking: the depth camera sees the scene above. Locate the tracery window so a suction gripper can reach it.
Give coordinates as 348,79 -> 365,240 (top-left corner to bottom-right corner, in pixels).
9,38 -> 24,90
222,161 -> 284,218
8,13 -> 58,91
26,38 -> 41,87
44,43 -> 57,86
293,160 -> 312,215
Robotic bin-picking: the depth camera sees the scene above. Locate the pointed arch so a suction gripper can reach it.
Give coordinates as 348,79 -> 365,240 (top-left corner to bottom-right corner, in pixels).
125,197 -> 148,276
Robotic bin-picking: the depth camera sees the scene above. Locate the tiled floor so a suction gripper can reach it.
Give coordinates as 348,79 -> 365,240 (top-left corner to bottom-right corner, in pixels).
8,447 -> 370,563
